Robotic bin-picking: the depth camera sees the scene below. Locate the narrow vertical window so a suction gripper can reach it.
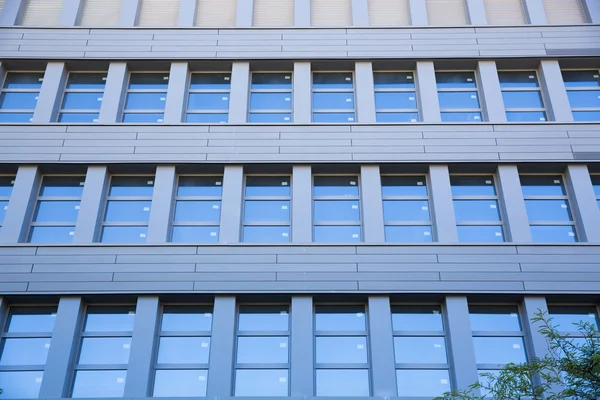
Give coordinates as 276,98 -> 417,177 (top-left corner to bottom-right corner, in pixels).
122,73 -> 169,123
0,306 -> 57,399
591,175 -> 600,209
58,73 -> 107,123
499,71 -> 547,122
312,72 -> 356,123
100,176 -> 154,243
451,176 -> 505,242
436,72 -> 482,122
171,176 -> 223,243
374,72 -> 419,122
249,73 -> 293,123
186,73 -> 231,123
235,305 -> 290,396
315,306 -> 370,396
562,70 -> 600,122
153,306 -> 213,397
382,176 -> 432,242
0,176 -> 15,233
313,175 -> 361,242
242,176 -> 291,243
0,72 -> 44,123
28,176 -> 85,243
520,175 -> 577,242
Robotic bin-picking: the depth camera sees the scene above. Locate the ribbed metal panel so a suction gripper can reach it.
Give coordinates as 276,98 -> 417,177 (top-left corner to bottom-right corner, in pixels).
311,0 -> 352,26
425,0 -> 468,25
543,0 -> 587,23
253,0 -> 294,26
484,0 -> 526,24
80,0 -> 121,26
196,0 -> 238,26
368,0 -> 410,25
21,0 -> 64,26
138,0 -> 180,26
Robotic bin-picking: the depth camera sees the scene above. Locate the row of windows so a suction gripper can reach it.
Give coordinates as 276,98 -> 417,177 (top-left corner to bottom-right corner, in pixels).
4,0 -> 590,27
2,167 -> 599,244
2,67 -> 598,123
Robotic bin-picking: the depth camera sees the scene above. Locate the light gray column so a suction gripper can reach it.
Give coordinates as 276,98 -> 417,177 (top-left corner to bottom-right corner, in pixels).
98,62 -> 128,123
497,165 -> 532,243
292,165 -> 312,243
368,297 -> 397,397
0,166 -> 40,244
293,62 -> 312,123
539,60 -> 573,122
118,0 -> 141,26
147,166 -> 176,243
178,0 -> 197,26
477,61 -> 506,122
523,0 -> 547,24
236,0 -> 253,27
32,62 -> 67,123
0,0 -> 27,26
290,296 -> 313,397
39,297 -> 84,398
207,297 -> 236,397
565,165 -> 600,243
465,0 -> 488,24
124,296 -> 160,397
351,0 -> 369,26
164,62 -> 188,123
220,166 -> 244,243
416,61 -> 441,123
409,0 -> 428,25
74,166 -> 109,244
295,0 -> 311,26
445,297 -> 480,393
583,0 -> 600,22
355,62 -> 376,123
229,62 -> 250,123
429,165 -> 458,243
361,165 -> 385,243
59,0 -> 83,26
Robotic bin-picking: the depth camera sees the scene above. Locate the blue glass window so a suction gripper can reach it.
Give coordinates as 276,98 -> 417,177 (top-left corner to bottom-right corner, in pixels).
313,72 -> 355,122
439,91 -> 480,108
499,71 -> 547,121
385,225 -> 432,242
562,70 -> 600,121
157,337 -> 210,364
104,201 -> 152,222
457,225 -> 504,243
237,337 -> 288,364
441,112 -> 482,122
5,307 -> 56,333
316,369 -> 370,396
122,113 -> 163,123
188,93 -> 229,110
238,306 -> 289,332
315,305 -> 366,331
474,337 -> 527,364
520,175 -> 565,196
58,73 -> 106,123
29,226 -> 75,243
499,71 -> 540,88
59,113 -> 99,123
313,175 -> 361,242
153,370 -> 207,397
249,73 -> 292,123
0,72 -> 43,123
530,225 -> 577,242
171,226 -> 219,243
547,306 -> 599,330
249,113 -> 291,122
84,307 -> 135,332
573,111 -> 600,121
243,176 -> 291,243
174,201 -> 221,222
313,112 -> 355,122
436,72 -> 477,89
0,338 -> 49,364
125,92 -> 167,110
0,371 -> 44,398
123,73 -> 168,122
316,336 -> 368,364
242,226 -> 290,242
79,338 -> 131,364
235,370 -> 289,396
0,92 -> 39,109
382,176 -> 427,196
374,72 -> 419,122
186,113 -> 228,123
72,370 -> 127,398
313,92 -> 355,109
244,200 -> 290,222
436,71 -> 481,122
397,370 -> 451,397
469,306 -> 522,331
187,73 -> 230,123
562,70 -> 600,88
109,177 -> 154,196
392,305 -> 444,331
592,176 -> 600,200
384,200 -> 430,222
250,93 -> 291,110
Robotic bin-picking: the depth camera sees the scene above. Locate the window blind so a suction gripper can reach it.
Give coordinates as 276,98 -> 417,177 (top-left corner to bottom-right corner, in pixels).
80,0 -> 121,26
311,0 -> 352,26
483,0 -> 526,24
253,0 -> 294,26
543,0 -> 587,24
21,0 -> 64,26
368,0 -> 410,26
196,0 -> 238,26
138,0 -> 179,26
425,0 -> 468,25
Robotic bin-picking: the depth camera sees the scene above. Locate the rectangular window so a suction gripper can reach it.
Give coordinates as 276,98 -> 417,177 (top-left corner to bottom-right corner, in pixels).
548,306 -> 599,332
153,305 -> 213,397
382,176 -> 432,242
392,305 -> 451,397
195,0 -> 238,26
592,175 -> 600,209
249,73 -> 293,123
100,176 -> 154,243
425,0 -> 468,25
520,175 -> 577,243
20,0 -> 63,25
315,305 -> 370,396
0,176 -> 15,232
0,306 -> 57,399
79,0 -> 121,26
374,72 -> 419,122
312,72 -> 355,123
0,72 -> 44,123
186,73 -> 230,123
561,70 -> 600,122
499,71 -> 547,122
253,0 -> 294,26
368,0 -> 410,26
71,307 -> 135,398
234,305 -> 290,396
313,175 -> 361,242
58,73 -> 107,123
311,0 -> 352,26
242,176 -> 291,243
483,0 -> 526,24
171,176 -> 222,243
28,176 -> 85,244
436,72 -> 482,122
451,175 -> 505,243
122,73 -> 169,123
542,0 -> 587,24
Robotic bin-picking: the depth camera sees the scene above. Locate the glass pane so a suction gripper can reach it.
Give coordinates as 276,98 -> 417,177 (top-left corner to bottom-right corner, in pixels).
237,337 -> 288,363
40,176 -> 84,196
454,200 -> 500,221
382,176 -> 427,196
251,73 -> 292,89
3,73 -> 44,89
239,305 -> 289,332
436,72 -> 477,89
473,337 -> 527,364
376,112 -> 419,122
506,111 -> 547,122
457,226 -> 505,243
177,176 -> 223,196
0,92 -> 39,109
573,111 -> 600,121
5,307 -> 56,333
66,73 -> 107,89
109,177 -> 154,196
547,306 -> 599,330
161,306 -> 212,331
313,92 -> 354,109
520,175 -> 565,196
385,225 -> 433,242
250,93 -> 292,110
189,73 -> 231,90
29,226 -> 75,244
122,113 -> 164,123
125,93 -> 167,110
174,201 -> 221,222
530,225 -> 577,243
59,113 -> 99,123
245,176 -> 290,196
0,200 -> 7,222
0,177 -> 14,197
0,113 -> 33,122
100,226 -> 148,243
396,369 -> 451,397
235,369 -> 289,396
438,92 -> 480,109
562,70 -> 600,87
34,201 -> 80,222
394,336 -> 447,363
249,113 -> 292,123
129,73 -> 169,89
374,72 -> 415,89
188,93 -> 229,110
451,176 -> 496,196
186,113 -> 228,123
469,306 -> 522,331
502,91 -> 544,108
244,200 -> 290,222
62,92 -> 103,110
78,338 -> 131,364
316,369 -> 370,396
314,176 -> 359,196
525,200 -> 572,221
72,370 -> 127,398
157,337 -> 211,364
313,73 -> 353,89
316,336 -> 368,364
567,90 -> 600,108
0,371 -> 43,398
383,200 -> 430,222
375,92 -> 417,109
441,112 -> 482,122
0,338 -> 50,365
314,225 -> 361,242
105,200 -> 151,222
242,226 -> 290,242
314,200 -> 360,222
171,226 -> 219,243
315,306 -> 366,331
153,370 -> 208,397
499,71 -> 539,88
84,307 -> 135,332
312,112 -> 356,122
392,305 -> 444,331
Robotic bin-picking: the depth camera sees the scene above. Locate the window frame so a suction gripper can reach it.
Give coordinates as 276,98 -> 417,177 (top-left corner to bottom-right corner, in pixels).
561,68 -> 600,121
121,71 -> 170,123
57,71 -> 108,123
185,71 -> 231,123
248,71 -> 293,123
311,71 -> 356,123
435,70 -> 483,122
373,70 -> 419,123
0,70 -> 45,123
0,175 -> 15,230
498,69 -> 548,122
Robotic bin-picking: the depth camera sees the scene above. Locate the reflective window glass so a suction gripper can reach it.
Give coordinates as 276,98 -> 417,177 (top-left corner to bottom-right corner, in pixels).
0,338 -> 50,365
392,306 -> 444,331
498,71 -> 540,88
316,369 -> 370,396
441,112 -> 482,122
547,306 -> 599,330
436,72 -> 477,88
173,200 -> 221,222
376,112 -> 419,122
502,91 -> 544,108
451,176 -> 496,196
109,177 -> 154,196
573,111 -> 600,121
125,92 -> 167,110
78,338 -> 131,365
251,73 -> 292,89
530,225 -> 577,242
314,225 -> 361,242
562,70 -> 600,87
129,73 -> 169,89
313,112 -> 355,122
242,226 -> 290,242
157,337 -> 210,364
238,306 -> 289,332
385,225 -> 432,242
394,336 -> 447,363
171,226 -> 219,243
315,306 -> 366,331
237,337 -> 288,364
186,113 -> 228,123
104,201 -> 152,222
313,92 -> 354,109
249,113 -> 292,122
33,201 -> 80,223
313,73 -> 353,89
161,306 -> 212,332
0,92 -> 39,109
0,371 -> 43,398
177,176 -> 222,196
1,177 -> 16,197
374,72 -> 415,89
0,113 -> 34,122
244,200 -> 290,222
383,200 -> 430,222
66,73 -> 107,89
506,111 -> 547,122
5,307 -> 56,333
520,175 -> 566,196
189,73 -> 231,90
122,113 -> 164,123
188,93 -> 229,110
62,92 -> 103,110
314,200 -> 360,222
84,307 -> 135,332
454,200 -> 500,221
250,93 -> 292,110
314,176 -> 359,196
245,176 -> 290,196
381,176 -> 427,196
375,92 -> 417,109
100,226 -> 148,243
438,92 -> 480,108
153,370 -> 207,397
525,200 -> 572,221
473,337 -> 527,364
40,176 -> 85,196
567,90 -> 600,108
457,226 -> 504,243
59,113 -> 99,123
29,226 -> 75,244
72,370 -> 127,398
3,73 -> 44,89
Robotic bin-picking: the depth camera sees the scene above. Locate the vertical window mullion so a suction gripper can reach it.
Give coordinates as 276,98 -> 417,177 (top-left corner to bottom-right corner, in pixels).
0,72 -> 44,123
